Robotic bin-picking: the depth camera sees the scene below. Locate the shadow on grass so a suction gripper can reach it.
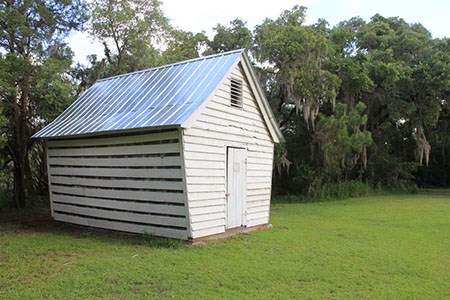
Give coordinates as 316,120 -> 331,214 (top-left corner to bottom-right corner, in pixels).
0,208 -> 187,249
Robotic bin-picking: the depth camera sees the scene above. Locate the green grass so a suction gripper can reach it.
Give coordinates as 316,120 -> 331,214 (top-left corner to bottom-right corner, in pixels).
1,190 -> 449,299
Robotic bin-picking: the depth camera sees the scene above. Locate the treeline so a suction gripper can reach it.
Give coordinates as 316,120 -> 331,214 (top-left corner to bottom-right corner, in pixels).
0,1 -> 449,208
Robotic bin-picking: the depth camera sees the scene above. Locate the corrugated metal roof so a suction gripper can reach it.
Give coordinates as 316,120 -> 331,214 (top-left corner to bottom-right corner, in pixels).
33,49 -> 244,138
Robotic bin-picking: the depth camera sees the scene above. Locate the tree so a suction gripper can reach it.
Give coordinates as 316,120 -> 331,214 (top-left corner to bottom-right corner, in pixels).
162,30 -> 208,64
205,19 -> 252,54
324,15 -> 450,188
315,102 -> 372,179
90,0 -> 170,76
254,6 -> 340,131
0,0 -> 87,208
253,6 -> 344,193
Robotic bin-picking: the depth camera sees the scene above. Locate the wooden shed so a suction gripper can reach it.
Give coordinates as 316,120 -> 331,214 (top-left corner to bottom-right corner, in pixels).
33,49 -> 284,240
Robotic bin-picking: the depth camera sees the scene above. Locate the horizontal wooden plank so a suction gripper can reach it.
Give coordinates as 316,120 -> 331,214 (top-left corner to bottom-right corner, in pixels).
188,198 -> 224,208
201,109 -> 267,134
182,142 -> 223,154
49,156 -> 182,168
52,185 -> 186,203
229,68 -> 245,79
191,225 -> 224,239
190,205 -> 225,216
247,170 -> 273,177
247,144 -> 274,153
50,166 -> 183,179
52,194 -> 186,216
191,218 -> 225,231
246,211 -> 270,221
207,107 -> 267,132
247,163 -> 273,169
183,151 -> 224,162
186,128 -> 272,147
186,176 -> 225,185
185,168 -> 225,177
242,104 -> 261,116
48,130 -> 179,148
215,90 -> 262,115
247,202 -> 271,211
247,164 -> 273,171
246,205 -> 269,214
211,96 -> 268,126
247,151 -> 275,159
184,160 -> 225,169
182,135 -> 238,149
193,118 -> 271,142
247,177 -> 272,184
246,217 -> 269,228
193,104 -> 269,134
53,203 -> 187,228
210,89 -> 262,116
205,101 -> 266,125
247,194 -> 271,202
48,143 -> 180,157
190,212 -> 225,223
50,176 -> 184,191
247,156 -> 273,165
53,213 -> 188,239
247,182 -> 272,190
187,192 -> 225,201
187,184 -> 225,193
247,188 -> 271,196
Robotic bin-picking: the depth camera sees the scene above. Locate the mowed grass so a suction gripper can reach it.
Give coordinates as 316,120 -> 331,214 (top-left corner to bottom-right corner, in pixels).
0,191 -> 449,299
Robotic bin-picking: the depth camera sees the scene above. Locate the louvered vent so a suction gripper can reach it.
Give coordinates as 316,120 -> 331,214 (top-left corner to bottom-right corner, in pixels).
230,78 -> 243,108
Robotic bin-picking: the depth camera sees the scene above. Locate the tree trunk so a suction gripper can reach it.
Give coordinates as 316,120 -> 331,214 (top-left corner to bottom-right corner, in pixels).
13,161 -> 26,209
10,80 -> 30,209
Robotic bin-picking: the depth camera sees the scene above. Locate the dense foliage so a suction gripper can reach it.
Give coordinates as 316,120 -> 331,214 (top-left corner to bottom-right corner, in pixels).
258,8 -> 450,195
0,2 -> 449,208
0,0 -> 88,208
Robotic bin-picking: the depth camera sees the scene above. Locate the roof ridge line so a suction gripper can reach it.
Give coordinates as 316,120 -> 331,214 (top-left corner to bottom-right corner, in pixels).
98,49 -> 246,83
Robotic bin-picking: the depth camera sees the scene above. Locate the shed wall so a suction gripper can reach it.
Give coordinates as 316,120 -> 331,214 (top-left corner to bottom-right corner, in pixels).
183,64 -> 275,239
47,129 -> 189,239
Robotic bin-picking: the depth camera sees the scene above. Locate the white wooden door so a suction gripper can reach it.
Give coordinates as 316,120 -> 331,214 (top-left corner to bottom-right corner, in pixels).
226,147 -> 246,228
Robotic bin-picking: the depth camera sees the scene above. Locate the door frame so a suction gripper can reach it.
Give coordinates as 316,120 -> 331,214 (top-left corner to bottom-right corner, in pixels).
226,146 -> 247,229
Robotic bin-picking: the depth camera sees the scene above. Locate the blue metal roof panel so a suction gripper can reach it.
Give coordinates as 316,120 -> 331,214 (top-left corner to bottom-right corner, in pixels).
33,49 -> 243,138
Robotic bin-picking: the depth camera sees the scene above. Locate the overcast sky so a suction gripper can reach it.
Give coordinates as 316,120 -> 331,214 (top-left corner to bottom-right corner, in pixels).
68,0 -> 450,64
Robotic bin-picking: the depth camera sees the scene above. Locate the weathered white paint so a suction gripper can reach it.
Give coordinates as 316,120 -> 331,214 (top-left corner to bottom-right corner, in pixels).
183,63 -> 275,239
226,147 -> 247,228
48,130 -> 179,147
46,143 -> 54,218
47,142 -> 179,157
47,129 -> 189,239
53,213 -> 188,239
45,57 -> 278,241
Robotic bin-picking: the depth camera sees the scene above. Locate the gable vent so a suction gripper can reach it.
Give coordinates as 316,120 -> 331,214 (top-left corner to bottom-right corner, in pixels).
230,78 -> 243,108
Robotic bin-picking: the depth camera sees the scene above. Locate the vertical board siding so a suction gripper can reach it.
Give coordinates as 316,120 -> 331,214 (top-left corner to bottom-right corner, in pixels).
183,64 -> 275,239
47,129 -> 189,239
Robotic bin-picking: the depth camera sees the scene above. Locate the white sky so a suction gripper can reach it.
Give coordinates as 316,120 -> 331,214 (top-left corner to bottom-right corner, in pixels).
68,0 -> 450,65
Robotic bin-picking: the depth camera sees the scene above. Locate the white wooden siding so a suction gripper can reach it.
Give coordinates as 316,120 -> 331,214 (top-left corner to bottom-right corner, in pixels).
183,64 -> 274,238
47,129 -> 189,239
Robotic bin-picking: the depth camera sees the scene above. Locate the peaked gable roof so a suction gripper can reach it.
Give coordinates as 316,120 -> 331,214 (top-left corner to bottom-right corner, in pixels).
33,49 -> 283,143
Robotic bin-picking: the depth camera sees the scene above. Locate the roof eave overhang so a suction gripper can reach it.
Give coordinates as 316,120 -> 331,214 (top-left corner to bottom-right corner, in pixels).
40,124 -> 181,140
239,53 -> 285,143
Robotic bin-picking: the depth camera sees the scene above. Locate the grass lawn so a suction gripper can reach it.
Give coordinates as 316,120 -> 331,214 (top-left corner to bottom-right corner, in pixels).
0,190 -> 449,299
